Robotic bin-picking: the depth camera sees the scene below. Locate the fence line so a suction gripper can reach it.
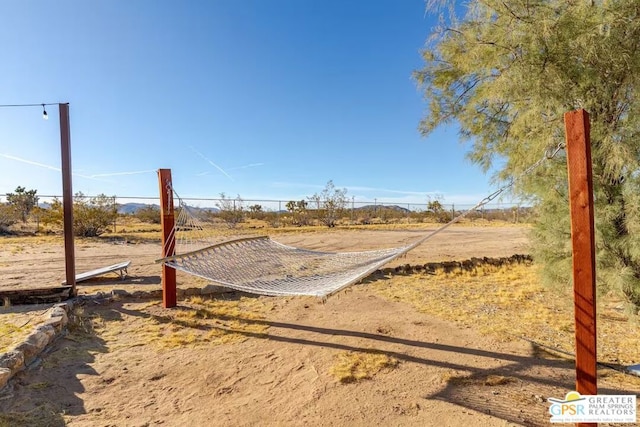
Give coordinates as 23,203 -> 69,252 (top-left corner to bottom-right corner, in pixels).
1,192 -> 534,236
0,193 -> 530,214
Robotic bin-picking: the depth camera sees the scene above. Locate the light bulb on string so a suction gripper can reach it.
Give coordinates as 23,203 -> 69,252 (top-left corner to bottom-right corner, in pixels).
42,104 -> 48,120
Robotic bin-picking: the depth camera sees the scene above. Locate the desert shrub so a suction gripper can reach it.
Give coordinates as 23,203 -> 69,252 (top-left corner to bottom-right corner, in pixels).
308,181 -> 347,228
134,205 -> 161,224
247,204 -> 265,220
377,206 -> 407,224
426,200 -> 450,223
262,211 -> 281,228
216,193 -> 244,228
0,203 -> 17,233
41,193 -> 117,237
357,207 -> 375,225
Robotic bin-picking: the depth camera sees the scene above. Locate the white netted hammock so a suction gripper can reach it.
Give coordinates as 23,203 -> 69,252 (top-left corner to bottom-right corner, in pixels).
162,234 -> 419,298
158,192 -> 493,298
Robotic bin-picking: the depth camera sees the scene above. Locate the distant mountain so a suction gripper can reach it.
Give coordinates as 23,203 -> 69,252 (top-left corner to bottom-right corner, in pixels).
117,203 -> 152,214
117,203 -> 219,215
186,206 -> 220,214
32,201 -> 219,215
357,204 -> 410,213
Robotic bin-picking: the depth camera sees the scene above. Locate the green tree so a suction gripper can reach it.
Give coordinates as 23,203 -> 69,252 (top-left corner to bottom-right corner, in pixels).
308,181 -> 348,228
41,193 -> 117,237
415,1 -> 640,310
6,186 -> 39,223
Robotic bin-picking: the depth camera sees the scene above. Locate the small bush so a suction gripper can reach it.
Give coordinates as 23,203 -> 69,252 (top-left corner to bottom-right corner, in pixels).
41,193 -> 117,237
134,205 -> 161,224
0,203 -> 17,233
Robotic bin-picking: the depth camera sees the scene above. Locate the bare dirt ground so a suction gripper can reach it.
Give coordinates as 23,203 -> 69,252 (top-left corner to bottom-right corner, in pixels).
1,226 -> 639,426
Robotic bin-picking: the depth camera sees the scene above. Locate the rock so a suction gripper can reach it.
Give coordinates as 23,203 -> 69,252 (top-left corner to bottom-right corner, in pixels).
14,325 -> 55,364
0,368 -> 11,389
0,351 -> 24,371
48,306 -> 69,328
40,317 -> 64,332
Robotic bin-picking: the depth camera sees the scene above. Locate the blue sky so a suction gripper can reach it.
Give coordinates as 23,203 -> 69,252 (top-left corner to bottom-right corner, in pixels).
0,1 -> 506,208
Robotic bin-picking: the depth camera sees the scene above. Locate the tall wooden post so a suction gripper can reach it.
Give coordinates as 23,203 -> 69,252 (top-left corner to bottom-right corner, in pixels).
59,103 -> 76,296
158,169 -> 176,308
564,110 -> 597,423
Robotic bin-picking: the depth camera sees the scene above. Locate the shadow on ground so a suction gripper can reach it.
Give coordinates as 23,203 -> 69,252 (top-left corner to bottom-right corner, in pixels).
0,308 -> 109,427
114,299 -> 640,426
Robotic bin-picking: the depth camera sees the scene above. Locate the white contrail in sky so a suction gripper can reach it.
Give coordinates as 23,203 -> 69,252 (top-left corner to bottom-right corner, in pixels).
190,147 -> 234,181
0,153 -> 61,172
0,153 -> 151,182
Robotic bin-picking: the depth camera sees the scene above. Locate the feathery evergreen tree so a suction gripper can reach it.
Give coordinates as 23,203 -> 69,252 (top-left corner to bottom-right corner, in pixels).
416,0 -> 640,310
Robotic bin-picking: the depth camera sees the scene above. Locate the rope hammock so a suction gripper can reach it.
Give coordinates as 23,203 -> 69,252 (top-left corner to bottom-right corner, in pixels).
159,200 -> 434,297
163,234 -> 414,298
157,142 -> 564,298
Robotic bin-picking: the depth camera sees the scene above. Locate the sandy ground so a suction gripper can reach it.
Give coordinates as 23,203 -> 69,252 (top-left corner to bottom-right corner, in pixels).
1,226 -> 639,426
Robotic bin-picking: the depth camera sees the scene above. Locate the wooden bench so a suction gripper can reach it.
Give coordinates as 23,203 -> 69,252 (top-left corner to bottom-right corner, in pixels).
64,261 -> 132,284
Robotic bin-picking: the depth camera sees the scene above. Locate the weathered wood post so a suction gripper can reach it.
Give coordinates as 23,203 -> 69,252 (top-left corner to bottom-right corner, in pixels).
564,109 -> 597,427
158,169 -> 176,308
59,103 -> 76,296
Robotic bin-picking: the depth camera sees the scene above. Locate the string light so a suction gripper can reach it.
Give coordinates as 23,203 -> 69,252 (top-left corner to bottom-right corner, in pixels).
0,102 -> 60,120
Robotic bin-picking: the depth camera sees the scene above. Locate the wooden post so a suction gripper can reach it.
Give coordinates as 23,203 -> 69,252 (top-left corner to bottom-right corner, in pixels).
158,169 -> 176,308
564,110 -> 597,420
59,103 -> 76,296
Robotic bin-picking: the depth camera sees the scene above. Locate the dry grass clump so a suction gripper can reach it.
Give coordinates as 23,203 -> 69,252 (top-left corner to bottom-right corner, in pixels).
440,370 -> 517,387
0,402 -> 64,427
330,351 -> 399,383
0,319 -> 31,353
0,307 -> 53,353
0,235 -> 62,246
371,264 -> 640,366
